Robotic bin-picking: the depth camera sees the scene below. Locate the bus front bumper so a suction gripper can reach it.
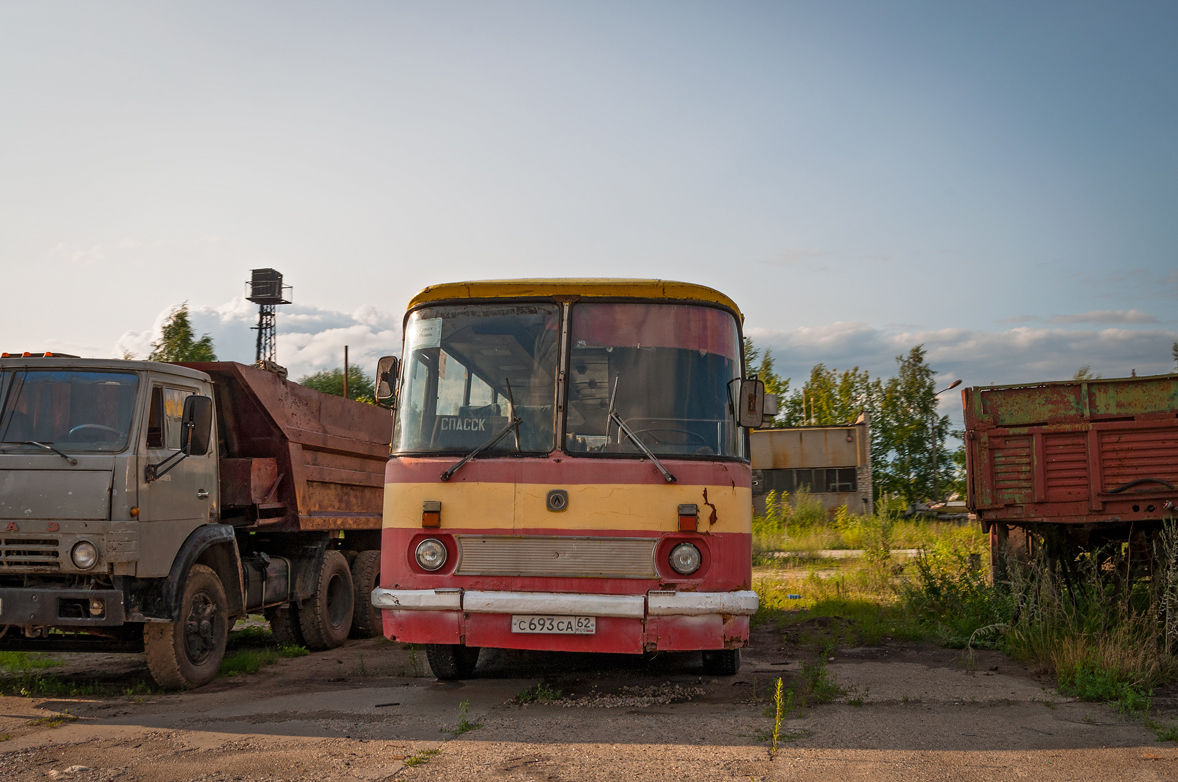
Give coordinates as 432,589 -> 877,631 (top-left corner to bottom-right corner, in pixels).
370,588 -> 758,652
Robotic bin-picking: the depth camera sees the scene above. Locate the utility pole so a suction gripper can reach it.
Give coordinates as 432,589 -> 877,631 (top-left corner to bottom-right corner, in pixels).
931,379 -> 962,500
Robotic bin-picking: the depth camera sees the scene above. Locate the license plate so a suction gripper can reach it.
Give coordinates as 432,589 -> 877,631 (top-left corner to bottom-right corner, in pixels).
510,615 -> 596,634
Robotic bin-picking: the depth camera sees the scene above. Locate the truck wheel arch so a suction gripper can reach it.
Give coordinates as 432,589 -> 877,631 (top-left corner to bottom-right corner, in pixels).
163,525 -> 246,621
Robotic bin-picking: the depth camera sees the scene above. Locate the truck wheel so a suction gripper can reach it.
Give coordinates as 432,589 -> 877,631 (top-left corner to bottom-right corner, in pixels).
426,644 -> 480,680
298,550 -> 354,650
349,550 -> 383,639
144,564 -> 229,690
702,648 -> 741,676
266,603 -> 307,648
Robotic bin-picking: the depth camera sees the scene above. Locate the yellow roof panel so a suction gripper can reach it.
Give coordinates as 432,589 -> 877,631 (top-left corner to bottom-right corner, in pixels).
407,278 -> 743,322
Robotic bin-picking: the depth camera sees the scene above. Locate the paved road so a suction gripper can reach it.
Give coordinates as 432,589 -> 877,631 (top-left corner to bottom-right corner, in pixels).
2,633 -> 1175,780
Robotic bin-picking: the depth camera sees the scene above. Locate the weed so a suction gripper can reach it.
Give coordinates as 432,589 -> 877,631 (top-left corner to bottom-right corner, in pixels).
352,654 -> 368,678
847,684 -> 870,707
0,733 -> 7,741
403,748 -> 441,767
443,700 -> 480,737
1144,716 -> 1178,743
516,682 -> 563,704
770,678 -> 784,757
28,709 -> 77,728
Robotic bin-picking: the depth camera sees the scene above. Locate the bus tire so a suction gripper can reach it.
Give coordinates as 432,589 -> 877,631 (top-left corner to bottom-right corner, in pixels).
349,550 -> 383,639
702,648 -> 741,676
266,603 -> 306,648
298,550 -> 354,651
426,644 -> 480,680
144,564 -> 229,690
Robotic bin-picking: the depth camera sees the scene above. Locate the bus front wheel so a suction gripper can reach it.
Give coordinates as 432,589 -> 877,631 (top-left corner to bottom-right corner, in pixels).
426,644 -> 481,680
702,648 -> 741,676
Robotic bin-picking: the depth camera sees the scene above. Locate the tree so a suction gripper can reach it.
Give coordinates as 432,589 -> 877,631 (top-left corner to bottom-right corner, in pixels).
298,366 -> 375,403
872,345 -> 954,503
149,303 -> 216,362
743,338 -> 789,426
1172,340 -> 1178,371
1073,365 -> 1100,381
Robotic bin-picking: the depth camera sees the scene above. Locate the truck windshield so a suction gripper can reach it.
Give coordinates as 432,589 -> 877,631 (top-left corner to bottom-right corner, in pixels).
392,304 -> 560,454
565,303 -> 744,459
0,370 -> 140,453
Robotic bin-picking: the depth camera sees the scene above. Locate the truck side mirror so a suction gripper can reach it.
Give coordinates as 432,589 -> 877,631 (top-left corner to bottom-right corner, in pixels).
375,356 -> 399,403
181,396 -> 214,456
734,378 -> 766,429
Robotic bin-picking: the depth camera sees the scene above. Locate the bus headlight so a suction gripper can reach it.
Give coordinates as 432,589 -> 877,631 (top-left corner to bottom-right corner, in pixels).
415,538 -> 447,571
668,542 -> 701,575
71,541 -> 98,570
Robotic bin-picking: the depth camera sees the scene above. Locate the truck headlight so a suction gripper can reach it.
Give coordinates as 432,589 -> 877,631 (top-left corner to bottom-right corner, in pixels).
71,541 -> 98,570
415,538 -> 447,571
669,542 -> 701,575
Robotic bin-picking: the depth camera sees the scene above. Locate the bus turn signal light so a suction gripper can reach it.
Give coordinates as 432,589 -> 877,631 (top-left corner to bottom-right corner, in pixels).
678,503 -> 698,532
422,500 -> 441,528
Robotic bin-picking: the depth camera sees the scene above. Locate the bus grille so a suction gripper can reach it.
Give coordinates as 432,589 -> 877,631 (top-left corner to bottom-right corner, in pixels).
455,535 -> 657,579
0,537 -> 61,570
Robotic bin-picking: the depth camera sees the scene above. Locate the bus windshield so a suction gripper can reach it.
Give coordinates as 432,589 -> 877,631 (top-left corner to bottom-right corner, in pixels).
565,302 -> 744,459
0,370 -> 140,453
392,304 -> 561,454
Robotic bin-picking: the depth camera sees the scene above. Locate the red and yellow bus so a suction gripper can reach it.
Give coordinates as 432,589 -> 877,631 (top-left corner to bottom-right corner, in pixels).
371,279 -> 765,678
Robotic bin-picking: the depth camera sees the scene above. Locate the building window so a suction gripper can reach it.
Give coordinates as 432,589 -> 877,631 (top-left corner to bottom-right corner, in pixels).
758,467 -> 857,494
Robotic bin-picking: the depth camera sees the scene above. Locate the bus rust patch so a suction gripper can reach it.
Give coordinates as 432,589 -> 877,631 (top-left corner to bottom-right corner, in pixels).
700,488 -> 718,530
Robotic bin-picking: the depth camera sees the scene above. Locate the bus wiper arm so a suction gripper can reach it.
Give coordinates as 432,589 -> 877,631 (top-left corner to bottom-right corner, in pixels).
605,377 -> 675,484
0,440 -> 78,466
440,415 -> 522,482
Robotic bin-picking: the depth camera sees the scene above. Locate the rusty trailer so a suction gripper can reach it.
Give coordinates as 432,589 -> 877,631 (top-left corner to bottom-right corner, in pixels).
963,373 -> 1178,564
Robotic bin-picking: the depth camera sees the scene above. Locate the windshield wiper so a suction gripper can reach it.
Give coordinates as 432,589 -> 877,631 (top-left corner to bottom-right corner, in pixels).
440,379 -> 522,482
605,377 -> 676,484
0,440 -> 77,466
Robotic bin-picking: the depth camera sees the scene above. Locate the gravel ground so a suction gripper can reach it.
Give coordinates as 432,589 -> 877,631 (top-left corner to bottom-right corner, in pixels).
2,625 -> 1177,780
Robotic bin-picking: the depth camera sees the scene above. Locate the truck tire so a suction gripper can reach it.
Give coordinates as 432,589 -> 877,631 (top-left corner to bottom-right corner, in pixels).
702,648 -> 741,676
349,550 -> 382,639
144,564 -> 229,690
298,550 -> 354,651
426,644 -> 481,680
266,603 -> 307,648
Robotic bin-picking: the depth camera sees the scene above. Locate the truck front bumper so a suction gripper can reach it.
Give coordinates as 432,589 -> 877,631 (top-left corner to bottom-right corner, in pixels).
370,588 -> 758,653
0,587 -> 126,627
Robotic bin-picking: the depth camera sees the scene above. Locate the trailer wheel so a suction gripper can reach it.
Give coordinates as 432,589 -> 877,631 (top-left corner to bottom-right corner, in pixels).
701,648 -> 741,676
349,550 -> 382,639
426,644 -> 481,680
144,564 -> 229,689
266,603 -> 307,648
298,550 -> 354,650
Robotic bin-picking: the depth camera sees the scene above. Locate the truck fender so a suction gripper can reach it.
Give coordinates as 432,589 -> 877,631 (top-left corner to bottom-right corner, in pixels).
289,540 -> 330,606
161,525 -> 246,621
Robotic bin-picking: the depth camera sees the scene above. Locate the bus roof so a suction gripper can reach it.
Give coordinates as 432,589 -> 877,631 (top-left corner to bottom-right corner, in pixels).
407,279 -> 743,322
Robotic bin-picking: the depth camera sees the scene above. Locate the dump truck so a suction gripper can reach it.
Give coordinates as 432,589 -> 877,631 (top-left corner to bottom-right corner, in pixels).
963,373 -> 1178,575
0,356 -> 390,688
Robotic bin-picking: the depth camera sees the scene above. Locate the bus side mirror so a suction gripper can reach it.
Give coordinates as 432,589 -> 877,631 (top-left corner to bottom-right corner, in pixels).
375,356 -> 399,403
181,396 -> 214,456
736,378 -> 766,428
762,393 -> 778,427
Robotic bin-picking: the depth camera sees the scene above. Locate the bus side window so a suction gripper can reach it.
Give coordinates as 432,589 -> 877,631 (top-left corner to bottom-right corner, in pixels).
146,387 -> 164,449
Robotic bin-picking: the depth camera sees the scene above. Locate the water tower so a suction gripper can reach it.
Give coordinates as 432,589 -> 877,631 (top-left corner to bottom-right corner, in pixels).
245,268 -> 292,365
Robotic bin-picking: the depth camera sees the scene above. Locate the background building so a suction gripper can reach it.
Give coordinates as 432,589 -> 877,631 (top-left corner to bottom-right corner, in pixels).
750,414 -> 873,517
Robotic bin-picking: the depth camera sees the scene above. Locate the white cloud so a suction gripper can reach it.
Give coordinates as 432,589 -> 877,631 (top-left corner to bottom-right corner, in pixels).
1000,309 -> 1160,325
113,298 -> 402,380
746,322 -> 1178,389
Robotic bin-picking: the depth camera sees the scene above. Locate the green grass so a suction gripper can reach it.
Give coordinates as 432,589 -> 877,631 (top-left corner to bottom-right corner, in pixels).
217,624 -> 309,677
0,651 -> 62,673
1,674 -> 155,699
28,709 -> 77,728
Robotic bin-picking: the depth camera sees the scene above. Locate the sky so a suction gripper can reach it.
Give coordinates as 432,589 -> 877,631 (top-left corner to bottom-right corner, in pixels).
1,1 -> 1175,423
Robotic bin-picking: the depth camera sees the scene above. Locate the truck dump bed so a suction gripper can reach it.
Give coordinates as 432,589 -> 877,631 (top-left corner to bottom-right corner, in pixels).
179,362 -> 391,531
963,373 -> 1178,528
